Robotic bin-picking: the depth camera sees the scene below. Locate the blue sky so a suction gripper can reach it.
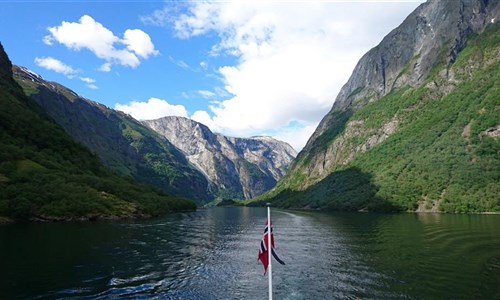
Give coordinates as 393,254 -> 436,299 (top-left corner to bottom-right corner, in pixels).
0,0 -> 422,150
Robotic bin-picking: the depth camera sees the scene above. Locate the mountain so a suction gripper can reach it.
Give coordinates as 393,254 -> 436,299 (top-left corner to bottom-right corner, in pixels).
143,116 -> 297,201
13,67 -> 296,204
258,0 -> 500,213
13,67 -> 210,203
0,43 -> 195,222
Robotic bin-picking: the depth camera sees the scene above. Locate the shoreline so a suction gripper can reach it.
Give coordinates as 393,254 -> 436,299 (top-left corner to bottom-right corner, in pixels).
2,207 -> 498,225
0,208 -> 197,224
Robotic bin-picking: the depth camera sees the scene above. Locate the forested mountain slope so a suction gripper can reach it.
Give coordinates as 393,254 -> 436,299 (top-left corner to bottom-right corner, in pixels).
0,43 -> 195,222
257,0 -> 500,213
13,67 -> 210,203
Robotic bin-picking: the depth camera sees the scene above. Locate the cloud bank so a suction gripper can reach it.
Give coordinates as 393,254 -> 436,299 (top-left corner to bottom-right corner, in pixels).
133,1 -> 422,150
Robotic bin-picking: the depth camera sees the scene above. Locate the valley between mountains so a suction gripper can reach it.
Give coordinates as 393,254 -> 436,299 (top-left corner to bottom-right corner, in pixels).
1,0 -> 499,222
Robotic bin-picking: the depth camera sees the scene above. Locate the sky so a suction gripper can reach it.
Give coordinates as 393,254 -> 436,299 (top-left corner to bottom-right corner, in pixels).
0,0 -> 423,151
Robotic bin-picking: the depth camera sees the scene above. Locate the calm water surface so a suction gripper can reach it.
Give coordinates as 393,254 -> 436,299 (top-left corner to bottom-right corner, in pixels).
1,207 -> 499,299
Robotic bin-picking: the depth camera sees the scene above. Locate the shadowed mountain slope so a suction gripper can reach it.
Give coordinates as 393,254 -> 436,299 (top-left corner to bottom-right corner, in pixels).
0,43 -> 195,222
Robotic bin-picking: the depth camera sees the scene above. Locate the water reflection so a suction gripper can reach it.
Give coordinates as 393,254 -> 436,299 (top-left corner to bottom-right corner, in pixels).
0,208 -> 499,299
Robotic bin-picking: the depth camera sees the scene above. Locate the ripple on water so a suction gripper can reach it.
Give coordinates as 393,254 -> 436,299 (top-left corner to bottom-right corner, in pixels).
1,208 -> 499,299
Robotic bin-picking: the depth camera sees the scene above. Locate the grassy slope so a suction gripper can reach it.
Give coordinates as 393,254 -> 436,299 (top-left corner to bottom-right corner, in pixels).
256,23 -> 500,213
14,73 -> 211,203
0,44 -> 195,221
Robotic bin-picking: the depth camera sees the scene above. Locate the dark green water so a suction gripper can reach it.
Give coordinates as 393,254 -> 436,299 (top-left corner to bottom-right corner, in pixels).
1,207 -> 499,299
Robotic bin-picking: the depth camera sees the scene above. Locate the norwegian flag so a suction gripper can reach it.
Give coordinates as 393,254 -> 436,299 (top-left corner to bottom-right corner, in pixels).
258,220 -> 285,274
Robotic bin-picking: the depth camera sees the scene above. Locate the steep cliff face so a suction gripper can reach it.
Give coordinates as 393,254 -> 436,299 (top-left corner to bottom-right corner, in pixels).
309,0 -> 500,147
228,135 -> 297,180
143,116 -> 297,200
13,67 -> 210,203
262,0 -> 500,213
0,43 -> 12,79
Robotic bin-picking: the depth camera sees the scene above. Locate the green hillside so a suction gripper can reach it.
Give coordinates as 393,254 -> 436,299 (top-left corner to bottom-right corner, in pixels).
0,43 -> 195,222
256,23 -> 500,213
13,68 -> 211,203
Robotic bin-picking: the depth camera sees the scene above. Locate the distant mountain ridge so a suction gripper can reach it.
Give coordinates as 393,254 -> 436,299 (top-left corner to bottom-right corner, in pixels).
258,0 -> 500,213
13,66 -> 211,203
13,68 -> 296,203
143,116 -> 297,201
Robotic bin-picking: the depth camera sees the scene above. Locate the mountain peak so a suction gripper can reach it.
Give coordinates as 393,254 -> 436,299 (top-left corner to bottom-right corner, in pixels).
262,0 -> 500,213
143,116 -> 297,200
308,0 -> 500,151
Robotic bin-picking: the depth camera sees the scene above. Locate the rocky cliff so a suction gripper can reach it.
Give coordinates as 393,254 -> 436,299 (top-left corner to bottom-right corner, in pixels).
260,0 -> 500,213
309,0 -> 500,148
13,67 -> 210,203
143,116 -> 297,200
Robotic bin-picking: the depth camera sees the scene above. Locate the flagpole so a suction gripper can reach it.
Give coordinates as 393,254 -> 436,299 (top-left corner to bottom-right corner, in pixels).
267,203 -> 272,300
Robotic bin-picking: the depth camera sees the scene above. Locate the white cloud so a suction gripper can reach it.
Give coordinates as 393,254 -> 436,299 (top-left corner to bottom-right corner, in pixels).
42,35 -> 54,46
140,6 -> 175,27
44,15 -> 159,71
79,76 -> 98,89
197,90 -> 216,98
168,56 -> 190,69
99,63 -> 112,72
270,122 -> 319,152
115,97 -> 188,120
145,1 -> 422,150
122,29 -> 159,58
79,76 -> 95,84
191,110 -> 220,132
34,56 -> 77,77
34,57 -> 99,89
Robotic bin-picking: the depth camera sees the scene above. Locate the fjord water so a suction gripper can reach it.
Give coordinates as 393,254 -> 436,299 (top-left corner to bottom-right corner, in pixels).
1,208 -> 499,299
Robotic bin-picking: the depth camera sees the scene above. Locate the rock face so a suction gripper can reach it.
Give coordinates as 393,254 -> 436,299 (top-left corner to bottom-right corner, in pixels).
13,67 -> 210,203
262,0 -> 500,213
0,43 -> 12,79
309,0 -> 500,149
143,117 -> 297,200
295,0 -> 500,182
